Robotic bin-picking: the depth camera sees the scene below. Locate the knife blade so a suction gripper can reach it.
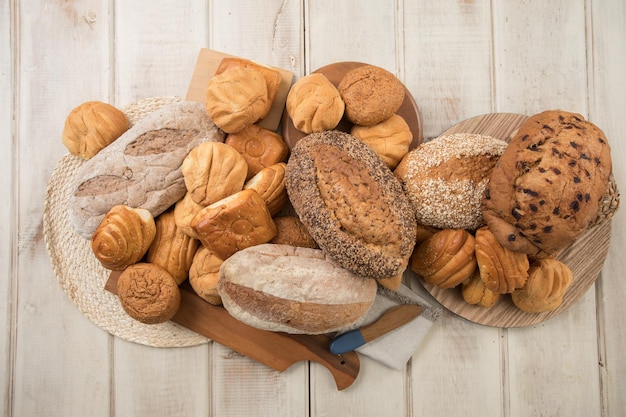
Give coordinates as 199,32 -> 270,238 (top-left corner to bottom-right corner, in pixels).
330,304 -> 423,354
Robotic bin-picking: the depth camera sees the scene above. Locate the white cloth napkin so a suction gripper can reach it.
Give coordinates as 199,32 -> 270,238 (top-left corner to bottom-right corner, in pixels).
350,278 -> 442,370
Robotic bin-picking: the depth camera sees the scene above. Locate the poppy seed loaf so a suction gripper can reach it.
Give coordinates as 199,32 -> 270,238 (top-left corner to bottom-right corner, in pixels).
481,110 -> 612,258
285,130 -> 417,279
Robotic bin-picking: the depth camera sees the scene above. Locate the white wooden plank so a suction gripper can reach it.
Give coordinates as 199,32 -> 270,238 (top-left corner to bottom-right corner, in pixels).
12,2 -> 113,416
493,1 -> 603,416
587,0 -> 626,415
1,1 -> 14,416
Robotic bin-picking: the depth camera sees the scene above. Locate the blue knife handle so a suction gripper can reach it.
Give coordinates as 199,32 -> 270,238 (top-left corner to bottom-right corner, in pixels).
330,330 -> 366,354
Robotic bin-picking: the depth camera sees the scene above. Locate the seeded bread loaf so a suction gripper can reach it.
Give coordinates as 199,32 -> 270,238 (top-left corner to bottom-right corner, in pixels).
285,130 -> 417,279
69,101 -> 224,239
481,110 -> 612,258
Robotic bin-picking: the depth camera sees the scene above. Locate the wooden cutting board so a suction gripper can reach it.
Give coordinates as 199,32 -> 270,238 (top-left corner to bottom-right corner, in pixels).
105,271 -> 360,390
417,113 -> 613,327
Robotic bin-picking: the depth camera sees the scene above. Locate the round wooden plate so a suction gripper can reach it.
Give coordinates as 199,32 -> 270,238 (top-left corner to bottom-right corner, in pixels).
417,113 -> 612,327
281,62 -> 423,150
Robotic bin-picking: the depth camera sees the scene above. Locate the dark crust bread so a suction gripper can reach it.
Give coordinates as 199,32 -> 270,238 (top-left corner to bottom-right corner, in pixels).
481,110 -> 612,257
285,130 -> 417,278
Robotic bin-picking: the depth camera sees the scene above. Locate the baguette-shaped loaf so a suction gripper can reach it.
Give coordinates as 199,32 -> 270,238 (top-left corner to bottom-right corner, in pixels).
218,244 -> 377,334
69,101 -> 224,239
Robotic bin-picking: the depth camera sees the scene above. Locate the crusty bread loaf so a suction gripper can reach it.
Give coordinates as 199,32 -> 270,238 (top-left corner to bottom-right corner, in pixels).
482,110 -> 612,258
69,101 -> 224,239
286,73 -> 345,133
218,244 -> 377,334
90,205 -> 156,271
285,130 -> 417,279
225,124 -> 289,180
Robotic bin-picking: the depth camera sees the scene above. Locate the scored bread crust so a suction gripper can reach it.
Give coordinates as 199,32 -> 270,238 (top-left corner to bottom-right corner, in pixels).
285,130 -> 417,279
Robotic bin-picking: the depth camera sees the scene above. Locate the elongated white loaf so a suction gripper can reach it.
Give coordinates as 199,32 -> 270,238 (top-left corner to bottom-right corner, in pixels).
218,243 -> 377,334
69,101 -> 225,239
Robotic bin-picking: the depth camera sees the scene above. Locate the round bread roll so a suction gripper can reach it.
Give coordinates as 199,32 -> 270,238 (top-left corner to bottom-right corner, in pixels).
90,205 -> 156,271
482,110 -> 613,258
218,244 -> 378,334
511,258 -> 573,313
188,246 -> 223,305
270,216 -> 319,248
461,269 -> 500,308
286,73 -> 345,133
117,263 -> 181,324
395,133 -> 508,230
337,64 -> 404,126
215,57 -> 282,106
351,114 -> 413,169
173,192 -> 205,239
243,162 -> 288,216
62,101 -> 129,160
205,66 -> 271,133
225,124 -> 289,180
285,130 -> 417,279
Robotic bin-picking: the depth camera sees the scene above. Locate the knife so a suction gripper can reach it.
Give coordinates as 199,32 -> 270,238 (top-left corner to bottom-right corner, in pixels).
330,304 -> 423,354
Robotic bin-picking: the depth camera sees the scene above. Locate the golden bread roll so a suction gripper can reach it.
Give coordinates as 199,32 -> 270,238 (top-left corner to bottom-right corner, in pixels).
191,189 -> 277,260
415,223 -> 441,247
482,110 -> 613,258
188,246 -> 224,305
205,66 -> 270,133
351,114 -> 412,169
90,205 -> 156,271
218,244 -> 377,334
461,269 -> 500,308
146,210 -> 200,285
337,64 -> 404,126
286,73 -> 345,133
225,124 -> 289,180
474,227 -> 529,294
173,192 -> 205,239
62,101 -> 129,160
117,263 -> 181,324
410,228 -> 476,289
181,142 -> 248,206
270,216 -> 318,249
395,133 -> 507,230
243,162 -> 288,216
215,57 -> 282,107
511,258 -> 573,313
285,130 -> 417,279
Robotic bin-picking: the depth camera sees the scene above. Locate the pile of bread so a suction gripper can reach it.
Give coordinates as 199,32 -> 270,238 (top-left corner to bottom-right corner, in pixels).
60,57 -> 617,334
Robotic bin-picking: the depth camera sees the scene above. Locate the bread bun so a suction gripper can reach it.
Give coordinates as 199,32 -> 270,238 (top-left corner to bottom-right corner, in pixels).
461,269 -> 500,308
285,130 -> 417,279
270,216 -> 318,249
90,205 -> 156,270
218,244 -> 377,334
62,101 -> 129,160
215,57 -> 282,107
181,142 -> 248,206
173,192 -> 204,239
117,263 -> 181,324
191,189 -> 277,260
188,246 -> 223,305
511,258 -> 573,313
205,66 -> 270,133
482,110 -> 613,258
146,210 -> 200,285
286,73 -> 345,133
395,133 -> 507,230
337,65 -> 404,126
351,114 -> 412,169
225,124 -> 289,180
243,162 -> 288,216
410,228 -> 476,289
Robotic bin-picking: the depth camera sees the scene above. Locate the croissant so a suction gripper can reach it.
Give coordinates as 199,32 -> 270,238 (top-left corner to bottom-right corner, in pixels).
475,227 -> 529,294
461,269 -> 500,308
146,210 -> 200,285
90,205 -> 156,270
410,228 -> 476,289
188,246 -> 223,305
511,258 -> 573,313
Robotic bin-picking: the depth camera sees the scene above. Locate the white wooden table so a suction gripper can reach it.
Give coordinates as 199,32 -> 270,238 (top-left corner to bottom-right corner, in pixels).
2,1 -> 625,416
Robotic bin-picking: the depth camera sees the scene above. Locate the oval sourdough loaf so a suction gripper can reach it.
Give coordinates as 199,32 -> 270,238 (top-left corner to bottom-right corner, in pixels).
285,130 -> 417,279
69,101 -> 225,239
218,244 -> 377,334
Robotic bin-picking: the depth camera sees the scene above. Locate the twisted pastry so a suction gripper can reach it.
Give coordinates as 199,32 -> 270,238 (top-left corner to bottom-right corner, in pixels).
512,259 -> 573,313
90,205 -> 156,270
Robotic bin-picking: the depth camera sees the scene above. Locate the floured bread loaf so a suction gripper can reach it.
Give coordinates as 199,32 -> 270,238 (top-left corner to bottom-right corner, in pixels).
285,130 -> 417,279
69,101 -> 224,239
218,244 -> 377,334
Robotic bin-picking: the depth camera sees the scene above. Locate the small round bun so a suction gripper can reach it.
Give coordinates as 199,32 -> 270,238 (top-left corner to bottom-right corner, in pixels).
338,65 -> 404,126
117,263 -> 181,324
351,113 -> 413,169
270,216 -> 319,249
286,73 -> 345,134
395,133 -> 507,230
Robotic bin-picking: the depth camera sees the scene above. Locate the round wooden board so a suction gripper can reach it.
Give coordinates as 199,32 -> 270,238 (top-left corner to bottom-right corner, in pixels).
281,62 -> 423,150
417,113 -> 612,327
